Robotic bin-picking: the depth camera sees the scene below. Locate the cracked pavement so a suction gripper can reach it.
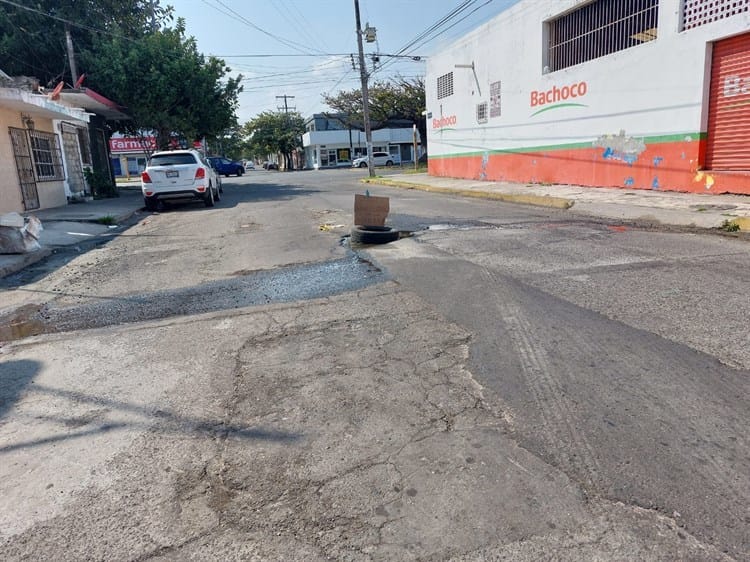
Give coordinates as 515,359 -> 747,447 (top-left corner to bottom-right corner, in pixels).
1,172 -> 748,560
0,285 -> 729,560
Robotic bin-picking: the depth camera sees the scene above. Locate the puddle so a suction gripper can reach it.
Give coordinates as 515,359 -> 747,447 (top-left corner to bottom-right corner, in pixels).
0,256 -> 386,340
0,304 -> 47,341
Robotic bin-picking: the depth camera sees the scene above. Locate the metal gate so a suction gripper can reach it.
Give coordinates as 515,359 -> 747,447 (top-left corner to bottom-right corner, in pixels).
60,123 -> 87,196
706,33 -> 750,171
8,127 -> 40,210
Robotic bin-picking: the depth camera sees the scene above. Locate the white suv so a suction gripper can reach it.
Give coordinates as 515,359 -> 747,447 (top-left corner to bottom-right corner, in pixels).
141,149 -> 222,211
352,151 -> 398,168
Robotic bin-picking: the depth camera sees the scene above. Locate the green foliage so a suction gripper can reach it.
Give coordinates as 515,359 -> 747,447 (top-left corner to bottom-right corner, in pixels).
87,19 -> 243,148
1,2 -> 241,150
213,127 -> 246,161
95,215 -> 117,225
0,0 -> 173,87
243,111 -> 305,169
721,219 -> 741,232
323,77 -> 426,150
83,167 -> 118,199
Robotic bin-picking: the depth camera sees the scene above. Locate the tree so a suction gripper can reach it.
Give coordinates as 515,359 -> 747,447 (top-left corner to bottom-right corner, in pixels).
243,111 -> 305,170
86,19 -> 243,149
322,77 -> 426,154
0,0 -> 172,87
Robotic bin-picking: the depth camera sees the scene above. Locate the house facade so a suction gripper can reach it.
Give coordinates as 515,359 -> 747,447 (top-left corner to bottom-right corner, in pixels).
0,78 -> 90,214
56,87 -> 130,193
302,113 -> 421,169
426,0 -> 750,194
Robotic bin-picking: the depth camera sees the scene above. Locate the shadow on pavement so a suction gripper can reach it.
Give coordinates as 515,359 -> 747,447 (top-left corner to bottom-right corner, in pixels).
0,382 -> 301,453
0,359 -> 41,420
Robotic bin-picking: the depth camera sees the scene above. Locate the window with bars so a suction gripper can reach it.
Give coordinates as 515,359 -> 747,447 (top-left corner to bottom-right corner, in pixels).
476,102 -> 488,123
547,0 -> 659,72
29,131 -> 64,181
437,72 -> 454,99
77,127 -> 92,166
681,0 -> 748,31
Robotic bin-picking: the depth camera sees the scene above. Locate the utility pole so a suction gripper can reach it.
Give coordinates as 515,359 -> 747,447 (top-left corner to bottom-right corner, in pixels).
354,0 -> 374,178
413,124 -> 418,171
276,95 -> 296,170
64,24 -> 78,85
276,94 -> 296,114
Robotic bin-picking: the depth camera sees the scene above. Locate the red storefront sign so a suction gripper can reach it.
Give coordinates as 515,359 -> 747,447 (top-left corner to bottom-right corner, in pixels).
109,137 -> 205,153
109,136 -> 158,153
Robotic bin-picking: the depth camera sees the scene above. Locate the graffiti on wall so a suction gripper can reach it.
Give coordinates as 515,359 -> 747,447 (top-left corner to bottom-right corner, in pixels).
490,81 -> 502,118
593,130 -> 646,165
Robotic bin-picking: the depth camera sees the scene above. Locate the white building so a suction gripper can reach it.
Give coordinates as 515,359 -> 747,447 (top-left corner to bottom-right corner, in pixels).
426,0 -> 750,195
302,113 -> 421,169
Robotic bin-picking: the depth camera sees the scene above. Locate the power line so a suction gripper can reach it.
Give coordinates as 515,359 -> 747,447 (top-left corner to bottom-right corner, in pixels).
0,0 -> 139,41
212,53 -> 353,58
200,0 -> 326,56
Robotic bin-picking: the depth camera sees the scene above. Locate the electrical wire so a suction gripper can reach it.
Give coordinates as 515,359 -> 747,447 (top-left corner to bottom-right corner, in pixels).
0,0 -> 139,41
200,0 -> 326,56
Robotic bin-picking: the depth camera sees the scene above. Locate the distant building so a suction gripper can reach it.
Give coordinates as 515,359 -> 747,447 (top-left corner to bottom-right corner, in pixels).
302,113 -> 421,169
426,0 -> 750,194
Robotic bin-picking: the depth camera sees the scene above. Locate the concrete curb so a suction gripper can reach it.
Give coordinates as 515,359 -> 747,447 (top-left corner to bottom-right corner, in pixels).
0,248 -> 52,278
361,177 -> 575,210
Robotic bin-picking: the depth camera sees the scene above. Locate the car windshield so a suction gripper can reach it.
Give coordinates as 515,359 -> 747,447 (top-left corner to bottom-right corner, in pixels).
150,153 -> 196,166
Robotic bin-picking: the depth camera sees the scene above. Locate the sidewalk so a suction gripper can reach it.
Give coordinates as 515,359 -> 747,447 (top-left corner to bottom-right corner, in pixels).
0,189 -> 143,278
364,173 -> 750,232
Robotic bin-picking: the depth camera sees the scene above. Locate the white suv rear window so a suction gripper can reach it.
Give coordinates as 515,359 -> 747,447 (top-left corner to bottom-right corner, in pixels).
150,153 -> 197,166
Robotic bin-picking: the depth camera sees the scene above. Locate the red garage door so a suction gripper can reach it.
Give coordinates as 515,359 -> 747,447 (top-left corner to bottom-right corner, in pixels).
706,33 -> 750,171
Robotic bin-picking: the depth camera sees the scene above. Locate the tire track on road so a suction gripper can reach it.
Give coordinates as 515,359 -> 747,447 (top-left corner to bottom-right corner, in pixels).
479,266 -> 602,489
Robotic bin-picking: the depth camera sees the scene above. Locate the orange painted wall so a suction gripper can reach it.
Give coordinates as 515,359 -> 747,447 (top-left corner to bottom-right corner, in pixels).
428,139 -> 750,195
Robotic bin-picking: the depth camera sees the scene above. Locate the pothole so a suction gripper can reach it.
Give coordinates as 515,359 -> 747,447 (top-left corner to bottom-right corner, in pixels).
0,256 -> 386,341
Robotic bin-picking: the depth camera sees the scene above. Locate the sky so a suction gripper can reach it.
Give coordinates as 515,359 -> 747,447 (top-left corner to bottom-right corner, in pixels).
172,0 -> 521,124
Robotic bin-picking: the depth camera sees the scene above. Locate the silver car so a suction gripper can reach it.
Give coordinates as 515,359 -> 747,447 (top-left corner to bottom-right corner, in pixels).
141,149 -> 222,210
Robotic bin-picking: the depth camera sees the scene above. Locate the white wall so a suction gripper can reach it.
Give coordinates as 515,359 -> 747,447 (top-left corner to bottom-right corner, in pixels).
304,127 -> 419,148
426,0 -> 750,158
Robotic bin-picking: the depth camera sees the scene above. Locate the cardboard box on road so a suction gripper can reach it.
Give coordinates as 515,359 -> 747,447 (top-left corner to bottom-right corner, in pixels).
354,194 -> 389,227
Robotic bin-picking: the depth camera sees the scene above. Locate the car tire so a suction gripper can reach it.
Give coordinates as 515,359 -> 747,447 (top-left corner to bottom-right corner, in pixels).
214,185 -> 221,202
385,160 -> 393,167
204,185 -> 215,207
350,225 -> 399,245
359,162 -> 367,168
144,197 -> 158,212
236,168 -> 243,177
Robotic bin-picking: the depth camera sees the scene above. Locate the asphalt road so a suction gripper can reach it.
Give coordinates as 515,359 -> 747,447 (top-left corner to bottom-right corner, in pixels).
0,168 -> 748,560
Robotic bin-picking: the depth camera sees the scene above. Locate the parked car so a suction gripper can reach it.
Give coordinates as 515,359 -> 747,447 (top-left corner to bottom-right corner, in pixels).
244,161 -> 255,171
207,156 -> 244,177
263,161 -> 279,170
352,151 -> 398,168
141,149 -> 221,210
